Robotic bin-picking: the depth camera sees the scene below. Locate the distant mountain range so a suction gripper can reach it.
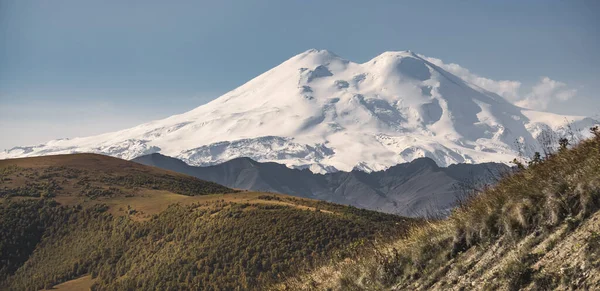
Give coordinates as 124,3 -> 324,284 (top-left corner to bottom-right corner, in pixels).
133,154 -> 510,216
2,49 -> 597,173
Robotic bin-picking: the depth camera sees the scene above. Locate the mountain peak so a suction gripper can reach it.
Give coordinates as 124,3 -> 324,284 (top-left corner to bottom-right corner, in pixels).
289,49 -> 346,67
368,50 -> 422,63
2,49 -> 596,173
299,48 -> 337,57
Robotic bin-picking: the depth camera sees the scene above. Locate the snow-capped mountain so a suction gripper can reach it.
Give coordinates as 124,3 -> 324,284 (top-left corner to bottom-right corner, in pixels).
2,49 -> 597,173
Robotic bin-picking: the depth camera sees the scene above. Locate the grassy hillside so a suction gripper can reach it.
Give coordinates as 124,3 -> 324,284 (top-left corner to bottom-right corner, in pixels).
0,154 -> 414,290
0,153 -> 233,199
283,128 -> 600,290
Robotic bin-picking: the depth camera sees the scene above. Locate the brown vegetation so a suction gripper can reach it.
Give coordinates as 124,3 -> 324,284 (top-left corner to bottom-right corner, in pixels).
0,153 -> 234,200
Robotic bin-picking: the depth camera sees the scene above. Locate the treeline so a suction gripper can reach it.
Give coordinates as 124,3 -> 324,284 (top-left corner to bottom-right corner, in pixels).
0,199 -> 75,282
1,198 -> 410,290
99,172 -> 233,196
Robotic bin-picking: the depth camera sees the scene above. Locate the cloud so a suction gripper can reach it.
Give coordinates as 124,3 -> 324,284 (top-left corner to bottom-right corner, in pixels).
423,56 -> 522,101
422,56 -> 578,111
516,77 -> 577,110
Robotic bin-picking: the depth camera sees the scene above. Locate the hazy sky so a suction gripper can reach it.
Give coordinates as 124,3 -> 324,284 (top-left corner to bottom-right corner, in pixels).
1,0 -> 599,150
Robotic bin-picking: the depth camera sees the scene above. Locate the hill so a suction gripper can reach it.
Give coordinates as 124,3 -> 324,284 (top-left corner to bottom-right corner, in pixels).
133,154 -> 510,216
2,50 -> 597,173
0,153 -> 233,200
281,128 -> 600,290
0,154 -> 414,290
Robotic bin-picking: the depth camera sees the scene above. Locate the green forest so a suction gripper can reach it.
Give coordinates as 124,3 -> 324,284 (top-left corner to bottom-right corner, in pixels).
0,155 -> 414,290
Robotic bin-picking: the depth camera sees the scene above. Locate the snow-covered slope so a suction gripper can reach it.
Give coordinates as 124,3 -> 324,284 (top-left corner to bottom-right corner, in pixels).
2,49 -> 597,173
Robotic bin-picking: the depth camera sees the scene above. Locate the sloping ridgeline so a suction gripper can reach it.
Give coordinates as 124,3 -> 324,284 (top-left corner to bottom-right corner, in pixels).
133,154 -> 510,216
0,154 -> 414,290
280,129 -> 600,290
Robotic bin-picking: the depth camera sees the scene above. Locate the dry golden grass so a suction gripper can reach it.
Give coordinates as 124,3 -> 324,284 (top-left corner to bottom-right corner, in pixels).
42,275 -> 94,291
0,153 -> 180,177
281,131 -> 600,290
0,153 -> 233,199
86,190 -> 335,221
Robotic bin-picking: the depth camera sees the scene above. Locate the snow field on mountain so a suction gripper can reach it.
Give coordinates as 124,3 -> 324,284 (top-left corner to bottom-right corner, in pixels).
2,49 -> 596,173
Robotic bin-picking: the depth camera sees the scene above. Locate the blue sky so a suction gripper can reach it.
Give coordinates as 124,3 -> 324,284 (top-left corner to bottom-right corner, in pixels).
1,0 -> 599,150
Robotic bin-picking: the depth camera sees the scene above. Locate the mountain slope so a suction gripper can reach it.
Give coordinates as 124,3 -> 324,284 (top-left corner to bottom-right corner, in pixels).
0,153 -> 234,200
280,131 -> 600,290
0,154 -> 413,290
133,153 -> 509,216
1,49 -> 597,172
